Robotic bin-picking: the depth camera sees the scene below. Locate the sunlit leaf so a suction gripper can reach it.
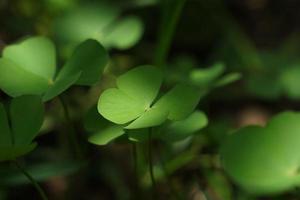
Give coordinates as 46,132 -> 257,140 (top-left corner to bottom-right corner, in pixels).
3,37 -> 56,80
155,83 -> 201,120
88,126 -> 125,145
125,107 -> 168,129
116,65 -> 162,106
0,58 -> 49,97
98,66 -> 163,125
98,88 -> 146,124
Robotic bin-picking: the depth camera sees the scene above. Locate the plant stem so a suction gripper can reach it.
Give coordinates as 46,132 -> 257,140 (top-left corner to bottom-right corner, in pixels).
13,160 -> 48,200
132,142 -> 140,198
148,128 -> 156,188
155,0 -> 187,68
58,95 -> 83,160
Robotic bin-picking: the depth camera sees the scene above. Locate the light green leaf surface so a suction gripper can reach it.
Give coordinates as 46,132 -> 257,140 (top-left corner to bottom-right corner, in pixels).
98,66 -> 163,126
3,37 -> 56,80
0,37 -> 107,100
0,58 -> 49,97
88,126 -> 125,145
103,16 -> 143,49
155,83 -> 201,120
98,88 -> 146,124
42,72 -> 81,102
161,111 -> 208,142
125,107 -> 168,129
221,112 -> 300,195
10,96 -> 44,145
117,65 -> 162,106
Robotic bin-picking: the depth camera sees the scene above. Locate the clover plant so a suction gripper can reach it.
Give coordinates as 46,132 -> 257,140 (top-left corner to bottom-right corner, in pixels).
0,36 -> 108,101
87,65 -> 203,144
221,112 -> 300,195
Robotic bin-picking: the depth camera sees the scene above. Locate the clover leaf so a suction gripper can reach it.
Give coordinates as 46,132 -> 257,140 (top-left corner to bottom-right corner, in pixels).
54,3 -> 143,51
98,65 -> 202,130
166,59 -> 241,91
189,62 -> 241,89
84,106 -> 124,146
0,95 -> 44,162
128,111 -> 208,143
0,36 -> 108,101
160,111 -> 208,142
221,112 -> 300,195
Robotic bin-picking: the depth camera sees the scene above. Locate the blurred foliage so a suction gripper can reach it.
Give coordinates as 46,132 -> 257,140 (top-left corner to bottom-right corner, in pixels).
1,0 -> 300,199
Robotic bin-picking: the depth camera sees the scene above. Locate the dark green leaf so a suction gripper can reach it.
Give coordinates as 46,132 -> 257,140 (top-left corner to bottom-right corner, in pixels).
10,96 -> 44,145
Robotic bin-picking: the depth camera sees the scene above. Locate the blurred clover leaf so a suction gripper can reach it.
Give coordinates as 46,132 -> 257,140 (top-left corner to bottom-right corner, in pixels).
0,95 -> 44,162
280,65 -> 300,99
0,36 -> 108,101
189,62 -> 241,89
54,3 -> 144,52
98,65 -> 202,130
221,112 -> 300,195
166,57 -> 241,92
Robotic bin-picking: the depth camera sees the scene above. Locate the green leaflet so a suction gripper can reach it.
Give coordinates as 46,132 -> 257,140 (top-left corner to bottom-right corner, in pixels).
98,65 -> 202,132
0,37 -> 108,101
84,106 -> 125,145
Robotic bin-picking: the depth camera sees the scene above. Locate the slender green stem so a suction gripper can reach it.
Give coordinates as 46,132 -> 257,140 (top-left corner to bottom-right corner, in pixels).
132,142 -> 140,198
148,128 -> 156,188
155,0 -> 187,68
13,160 -> 48,200
58,95 -> 83,159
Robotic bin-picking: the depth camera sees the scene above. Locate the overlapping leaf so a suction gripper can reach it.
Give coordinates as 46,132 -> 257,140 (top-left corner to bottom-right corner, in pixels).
0,37 -> 108,101
98,65 -> 202,130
